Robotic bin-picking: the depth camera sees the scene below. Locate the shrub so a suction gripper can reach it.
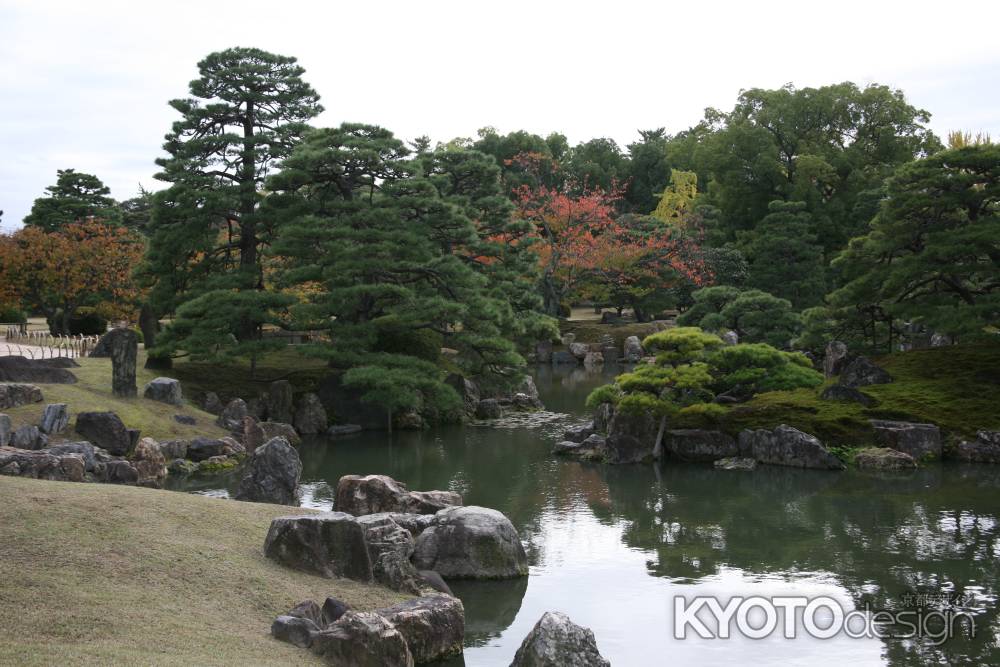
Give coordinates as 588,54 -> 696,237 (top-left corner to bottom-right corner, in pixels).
68,309 -> 108,335
677,286 -> 801,348
373,316 -> 443,363
0,304 -> 26,324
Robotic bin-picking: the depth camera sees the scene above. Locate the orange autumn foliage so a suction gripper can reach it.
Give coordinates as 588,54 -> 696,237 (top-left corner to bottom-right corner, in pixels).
0,220 -> 145,325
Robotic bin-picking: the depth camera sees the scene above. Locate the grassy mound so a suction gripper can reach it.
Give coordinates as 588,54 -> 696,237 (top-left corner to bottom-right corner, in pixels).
708,343 -> 1000,446
0,476 -> 404,666
2,355 -> 228,442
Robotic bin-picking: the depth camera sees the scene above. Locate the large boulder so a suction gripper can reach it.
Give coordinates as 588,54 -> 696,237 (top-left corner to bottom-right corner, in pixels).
358,514 -> 422,594
855,447 -> 918,470
583,351 -> 604,369
43,441 -> 97,472
0,447 -> 84,482
515,376 -> 543,410
562,424 -> 595,444
294,393 -> 328,435
266,380 -> 294,424
336,474 -> 462,516
241,416 -> 266,453
259,421 -> 302,446
823,341 -> 849,377
0,357 -> 77,384
311,611 -> 413,667
475,399 -> 503,420
234,436 -> 302,505
0,383 -> 44,409
108,328 -> 138,398
955,431 -> 1000,464
264,512 -> 373,581
75,411 -> 132,455
820,385 -> 877,407
870,420 -> 942,460
413,506 -> 528,579
0,414 -> 10,446
839,356 -> 892,388
271,615 -> 320,649
142,377 -> 183,406
132,437 -> 167,488
593,403 -> 613,434
445,374 -> 481,416
623,335 -> 644,363
738,425 -> 845,470
604,410 -> 659,463
39,403 -> 70,435
12,425 -> 46,450
662,429 -> 738,462
378,595 -> 465,664
568,342 -> 591,361
510,611 -> 610,667
103,459 -> 140,485
216,398 -> 248,431
201,391 -> 224,415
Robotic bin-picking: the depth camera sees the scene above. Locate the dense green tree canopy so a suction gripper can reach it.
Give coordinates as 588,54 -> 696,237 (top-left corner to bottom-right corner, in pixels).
743,200 -> 826,308
266,123 -> 550,420
23,169 -> 121,231
143,47 -> 322,357
677,285 -> 802,348
829,144 -> 1000,341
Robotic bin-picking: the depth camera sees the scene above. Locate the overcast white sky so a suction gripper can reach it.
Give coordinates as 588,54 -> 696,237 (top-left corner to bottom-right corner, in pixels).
1,0 -> 998,231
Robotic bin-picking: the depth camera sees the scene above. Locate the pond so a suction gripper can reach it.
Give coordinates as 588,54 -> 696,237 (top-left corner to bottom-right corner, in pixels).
171,365 -> 1000,666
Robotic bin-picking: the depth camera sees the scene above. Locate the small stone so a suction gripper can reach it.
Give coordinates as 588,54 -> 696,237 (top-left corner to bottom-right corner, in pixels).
0,383 -> 44,409
870,420 -> 941,460
311,611 -> 413,667
377,594 -> 465,664
173,414 -> 196,425
263,512 -> 373,581
0,414 -> 11,447
202,392 -> 223,415
104,459 -> 140,485
820,385 -> 877,407
721,330 -> 739,346
823,341 -> 849,377
321,597 -> 351,625
855,447 -> 918,470
623,335 -> 644,363
142,377 -> 183,406
840,356 -> 892,388
259,421 -> 301,446
132,437 -> 167,488
187,437 -> 227,462
168,458 -> 198,475
336,474 -> 462,516
12,425 -> 46,450
327,424 -> 362,437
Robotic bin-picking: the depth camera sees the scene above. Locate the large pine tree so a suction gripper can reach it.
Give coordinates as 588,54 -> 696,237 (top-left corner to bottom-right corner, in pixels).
267,124 -> 550,424
142,47 -> 322,362
23,169 -> 121,231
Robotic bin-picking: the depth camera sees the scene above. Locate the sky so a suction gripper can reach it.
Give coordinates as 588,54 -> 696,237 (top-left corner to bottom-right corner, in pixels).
1,0 -> 999,231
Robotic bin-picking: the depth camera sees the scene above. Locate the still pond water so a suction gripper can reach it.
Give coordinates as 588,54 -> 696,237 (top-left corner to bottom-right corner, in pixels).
173,365 -> 999,666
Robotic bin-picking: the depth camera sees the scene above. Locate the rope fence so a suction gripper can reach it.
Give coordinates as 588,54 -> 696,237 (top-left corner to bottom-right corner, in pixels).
2,327 -> 100,359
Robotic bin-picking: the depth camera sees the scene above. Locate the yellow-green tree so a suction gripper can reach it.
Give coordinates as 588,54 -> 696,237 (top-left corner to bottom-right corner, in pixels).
651,169 -> 698,225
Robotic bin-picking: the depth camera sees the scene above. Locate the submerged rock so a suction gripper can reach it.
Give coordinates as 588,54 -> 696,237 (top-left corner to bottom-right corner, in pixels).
663,429 -> 738,462
713,456 -> 757,471
870,420 -> 941,460
510,611 -> 610,667
955,431 -> 1000,464
562,424 -> 595,443
413,505 -> 528,579
855,447 -> 918,470
336,474 -> 462,516
605,410 -> 659,463
263,512 -> 373,582
234,436 -> 301,505
738,425 -> 845,470
327,423 -> 363,438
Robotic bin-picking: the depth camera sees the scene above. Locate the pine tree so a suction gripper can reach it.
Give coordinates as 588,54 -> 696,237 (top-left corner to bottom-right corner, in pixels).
743,200 -> 826,309
267,123 -> 546,422
141,47 -> 322,363
23,169 -> 121,231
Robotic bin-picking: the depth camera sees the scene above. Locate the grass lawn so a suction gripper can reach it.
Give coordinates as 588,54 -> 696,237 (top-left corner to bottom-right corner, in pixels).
710,343 -> 1000,446
2,353 -> 229,442
0,476 -> 405,666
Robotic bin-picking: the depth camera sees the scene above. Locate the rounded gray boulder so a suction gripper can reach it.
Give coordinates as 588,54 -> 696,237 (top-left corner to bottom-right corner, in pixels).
413,506 -> 528,579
